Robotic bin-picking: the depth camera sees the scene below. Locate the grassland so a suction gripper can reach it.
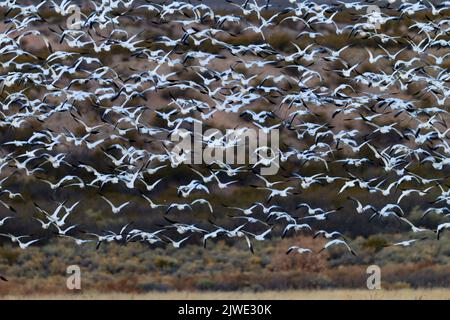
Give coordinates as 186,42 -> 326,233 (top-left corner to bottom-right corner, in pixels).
1,232 -> 450,297
2,289 -> 450,300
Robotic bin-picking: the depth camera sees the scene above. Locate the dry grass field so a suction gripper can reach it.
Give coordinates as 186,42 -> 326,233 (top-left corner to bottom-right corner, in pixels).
2,289 -> 450,300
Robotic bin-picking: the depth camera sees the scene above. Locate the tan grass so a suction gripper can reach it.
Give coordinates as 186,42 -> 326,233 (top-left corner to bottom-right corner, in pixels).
2,289 -> 450,300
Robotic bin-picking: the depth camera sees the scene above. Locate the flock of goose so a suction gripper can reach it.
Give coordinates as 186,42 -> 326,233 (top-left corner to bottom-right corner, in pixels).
1,0 -> 450,281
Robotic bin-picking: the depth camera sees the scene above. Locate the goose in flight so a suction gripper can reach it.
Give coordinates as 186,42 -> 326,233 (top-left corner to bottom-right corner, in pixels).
313,230 -> 346,240
163,217 -> 207,235
286,246 -> 313,255
0,200 -> 17,213
247,227 -> 273,241
422,207 -> 450,219
54,224 -> 78,236
437,223 -> 450,240
319,239 -> 357,256
347,197 -> 375,214
253,186 -> 295,202
223,203 -> 258,215
399,217 -> 430,233
100,195 -> 131,214
254,202 -> 281,214
202,228 -> 227,249
387,237 -> 428,247
282,223 -> 312,238
0,234 -> 43,250
59,235 -> 94,246
163,235 -> 190,248
212,174 -> 238,189
165,203 -> 193,214
0,216 -> 14,227
17,238 -> 43,250
396,186 -> 434,204
33,201 -> 67,225
140,194 -> 166,209
33,217 -> 52,230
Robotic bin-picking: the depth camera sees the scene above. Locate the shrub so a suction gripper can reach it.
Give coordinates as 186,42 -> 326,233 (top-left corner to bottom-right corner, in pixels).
195,278 -> 218,291
362,236 -> 389,253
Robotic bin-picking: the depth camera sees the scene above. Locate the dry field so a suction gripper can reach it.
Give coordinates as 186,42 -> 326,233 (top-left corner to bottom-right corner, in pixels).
2,289 -> 450,300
